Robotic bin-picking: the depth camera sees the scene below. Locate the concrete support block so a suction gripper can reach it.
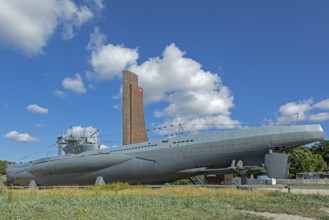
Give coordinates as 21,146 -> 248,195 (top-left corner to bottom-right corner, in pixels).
28,180 -> 38,189
95,176 -> 106,185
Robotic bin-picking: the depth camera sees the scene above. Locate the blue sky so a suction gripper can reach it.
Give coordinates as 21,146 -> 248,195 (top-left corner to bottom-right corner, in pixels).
1,0 -> 329,162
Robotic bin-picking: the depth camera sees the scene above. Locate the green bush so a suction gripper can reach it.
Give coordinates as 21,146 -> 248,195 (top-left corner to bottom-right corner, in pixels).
0,160 -> 15,175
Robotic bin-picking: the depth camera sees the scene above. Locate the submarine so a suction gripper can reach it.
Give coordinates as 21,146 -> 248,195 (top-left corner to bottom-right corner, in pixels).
5,124 -> 324,186
5,71 -> 325,186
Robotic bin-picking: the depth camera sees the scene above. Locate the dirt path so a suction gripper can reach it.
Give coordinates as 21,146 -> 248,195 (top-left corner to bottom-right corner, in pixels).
261,187 -> 329,195
245,188 -> 329,219
245,211 -> 315,220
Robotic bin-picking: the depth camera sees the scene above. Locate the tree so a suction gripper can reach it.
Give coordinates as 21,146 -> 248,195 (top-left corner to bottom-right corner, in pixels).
0,160 -> 15,175
287,146 -> 327,178
311,140 -> 329,169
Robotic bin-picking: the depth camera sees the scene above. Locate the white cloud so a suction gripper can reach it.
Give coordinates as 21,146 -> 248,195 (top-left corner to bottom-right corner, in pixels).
65,125 -> 98,138
130,44 -> 222,103
62,73 -> 86,93
278,99 -> 313,115
53,90 -> 68,98
87,27 -> 139,81
308,112 -> 329,122
276,99 -> 313,125
26,104 -> 48,114
58,1 -> 93,40
113,104 -> 120,110
158,114 -> 240,135
88,44 -> 138,81
86,27 -> 106,51
86,29 -> 239,130
129,43 -> 239,129
314,99 -> 329,110
91,0 -> 104,10
99,144 -> 109,149
0,0 -> 101,55
5,131 -> 37,142
270,98 -> 329,125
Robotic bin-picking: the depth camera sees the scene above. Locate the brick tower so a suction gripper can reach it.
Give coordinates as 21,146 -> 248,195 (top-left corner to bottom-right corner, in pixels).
122,70 -> 148,145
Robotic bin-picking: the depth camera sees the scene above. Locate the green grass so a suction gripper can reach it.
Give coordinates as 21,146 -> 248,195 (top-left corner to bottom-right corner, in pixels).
1,183 -> 328,220
0,174 -> 5,184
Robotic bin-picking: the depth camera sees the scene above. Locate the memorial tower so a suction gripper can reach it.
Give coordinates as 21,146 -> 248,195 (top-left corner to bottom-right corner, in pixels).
122,70 -> 148,145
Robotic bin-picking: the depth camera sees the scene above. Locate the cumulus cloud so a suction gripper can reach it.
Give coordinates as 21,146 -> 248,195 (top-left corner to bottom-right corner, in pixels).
0,0 -> 103,55
314,98 -> 329,110
5,131 -> 37,142
270,98 -> 329,125
86,27 -> 106,51
86,27 -> 139,81
87,45 -> 138,80
26,104 -> 48,114
99,144 -> 109,149
53,90 -> 68,98
130,44 -> 239,130
308,112 -> 329,122
62,73 -> 86,93
86,29 -> 239,130
91,0 -> 104,10
276,99 -> 313,125
59,2 -> 93,40
65,125 -> 98,138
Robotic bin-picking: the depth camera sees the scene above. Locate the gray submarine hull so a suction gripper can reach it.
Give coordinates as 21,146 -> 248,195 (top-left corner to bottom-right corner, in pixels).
5,125 -> 324,186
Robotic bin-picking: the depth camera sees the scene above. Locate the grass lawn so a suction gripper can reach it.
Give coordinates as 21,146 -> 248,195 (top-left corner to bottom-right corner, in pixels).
1,183 -> 328,220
